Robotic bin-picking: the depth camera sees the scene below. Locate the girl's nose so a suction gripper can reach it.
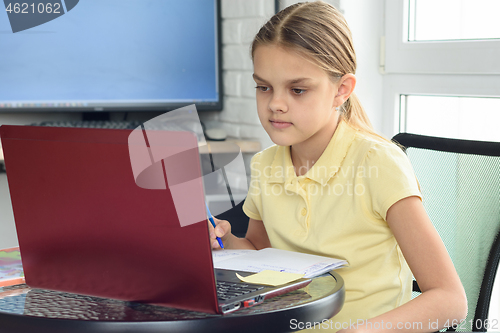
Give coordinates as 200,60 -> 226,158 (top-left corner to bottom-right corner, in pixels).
268,91 -> 288,113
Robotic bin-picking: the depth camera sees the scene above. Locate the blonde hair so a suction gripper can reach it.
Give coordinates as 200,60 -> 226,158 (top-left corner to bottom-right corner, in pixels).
251,1 -> 388,142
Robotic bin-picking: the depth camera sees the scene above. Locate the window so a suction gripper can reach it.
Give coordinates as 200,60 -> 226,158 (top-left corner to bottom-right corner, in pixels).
383,0 -> 500,140
408,0 -> 500,42
400,95 -> 500,142
384,1 -> 500,327
384,0 -> 500,74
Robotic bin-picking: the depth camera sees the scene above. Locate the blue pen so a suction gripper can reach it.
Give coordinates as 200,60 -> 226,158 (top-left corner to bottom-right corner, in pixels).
206,203 -> 224,249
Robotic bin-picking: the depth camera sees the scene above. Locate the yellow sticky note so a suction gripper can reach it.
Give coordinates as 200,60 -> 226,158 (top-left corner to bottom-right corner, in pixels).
236,270 -> 305,286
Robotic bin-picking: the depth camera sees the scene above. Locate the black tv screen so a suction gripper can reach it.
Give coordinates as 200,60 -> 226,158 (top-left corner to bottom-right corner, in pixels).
0,0 -> 222,113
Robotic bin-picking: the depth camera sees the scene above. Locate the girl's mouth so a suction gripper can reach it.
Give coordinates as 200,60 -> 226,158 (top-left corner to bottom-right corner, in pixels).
270,120 -> 292,129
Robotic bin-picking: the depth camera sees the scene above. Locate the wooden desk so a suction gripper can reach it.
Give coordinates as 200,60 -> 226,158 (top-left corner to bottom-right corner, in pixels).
205,139 -> 261,154
0,138 -> 261,165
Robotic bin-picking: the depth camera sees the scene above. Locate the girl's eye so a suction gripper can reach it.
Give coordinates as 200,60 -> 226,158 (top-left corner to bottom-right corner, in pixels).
292,88 -> 306,95
255,86 -> 270,92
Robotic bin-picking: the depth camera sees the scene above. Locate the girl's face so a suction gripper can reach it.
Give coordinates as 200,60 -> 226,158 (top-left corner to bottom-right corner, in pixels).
253,45 -> 341,148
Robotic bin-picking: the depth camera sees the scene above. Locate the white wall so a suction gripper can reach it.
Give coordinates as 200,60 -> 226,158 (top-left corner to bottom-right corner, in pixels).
341,0 -> 385,135
200,0 -> 276,151
0,174 -> 16,248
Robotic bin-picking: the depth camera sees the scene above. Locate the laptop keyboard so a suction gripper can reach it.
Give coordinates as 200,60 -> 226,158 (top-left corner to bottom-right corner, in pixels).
30,120 -> 142,129
216,281 -> 264,301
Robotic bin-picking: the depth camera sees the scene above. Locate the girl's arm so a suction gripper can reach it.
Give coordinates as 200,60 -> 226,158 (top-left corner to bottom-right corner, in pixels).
210,217 -> 272,250
341,196 -> 467,333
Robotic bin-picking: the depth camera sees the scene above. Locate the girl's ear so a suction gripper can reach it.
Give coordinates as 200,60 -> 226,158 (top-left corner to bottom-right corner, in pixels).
334,74 -> 356,107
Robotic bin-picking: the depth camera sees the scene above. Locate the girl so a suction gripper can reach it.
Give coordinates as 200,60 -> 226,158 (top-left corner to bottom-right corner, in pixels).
210,1 -> 467,331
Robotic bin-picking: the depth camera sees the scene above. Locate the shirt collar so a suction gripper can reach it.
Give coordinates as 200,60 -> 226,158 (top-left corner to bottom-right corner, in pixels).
268,120 -> 357,186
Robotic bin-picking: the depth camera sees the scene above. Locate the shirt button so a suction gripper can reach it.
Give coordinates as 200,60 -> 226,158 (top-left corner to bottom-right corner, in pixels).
301,208 -> 307,216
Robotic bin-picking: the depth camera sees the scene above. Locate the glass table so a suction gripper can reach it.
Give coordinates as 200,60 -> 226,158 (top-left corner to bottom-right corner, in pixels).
0,271 -> 344,333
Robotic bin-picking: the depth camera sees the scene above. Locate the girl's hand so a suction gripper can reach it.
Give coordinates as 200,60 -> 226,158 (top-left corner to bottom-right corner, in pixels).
209,217 -> 232,249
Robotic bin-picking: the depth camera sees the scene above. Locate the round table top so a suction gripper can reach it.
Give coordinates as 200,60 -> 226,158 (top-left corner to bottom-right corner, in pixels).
0,271 -> 344,333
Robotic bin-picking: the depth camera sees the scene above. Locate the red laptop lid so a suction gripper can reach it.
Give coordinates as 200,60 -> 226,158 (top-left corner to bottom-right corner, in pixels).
0,125 -> 219,314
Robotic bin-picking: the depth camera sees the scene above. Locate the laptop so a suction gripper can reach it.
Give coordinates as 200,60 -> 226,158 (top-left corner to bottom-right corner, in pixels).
0,125 -> 311,314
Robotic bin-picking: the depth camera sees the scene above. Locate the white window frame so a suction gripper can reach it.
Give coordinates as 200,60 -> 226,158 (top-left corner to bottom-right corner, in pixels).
382,0 -> 500,137
383,73 -> 500,135
384,0 -> 500,75
383,1 -> 500,323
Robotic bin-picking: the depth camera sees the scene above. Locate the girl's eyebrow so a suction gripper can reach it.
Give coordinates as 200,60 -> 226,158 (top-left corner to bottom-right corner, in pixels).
252,74 -> 268,83
252,73 -> 313,84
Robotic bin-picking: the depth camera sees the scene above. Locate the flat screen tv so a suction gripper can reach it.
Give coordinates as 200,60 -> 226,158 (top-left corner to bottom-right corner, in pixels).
0,0 -> 222,117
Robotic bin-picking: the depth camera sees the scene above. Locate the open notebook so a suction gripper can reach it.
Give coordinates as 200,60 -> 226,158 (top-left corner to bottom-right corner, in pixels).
213,248 -> 347,278
0,247 -> 24,287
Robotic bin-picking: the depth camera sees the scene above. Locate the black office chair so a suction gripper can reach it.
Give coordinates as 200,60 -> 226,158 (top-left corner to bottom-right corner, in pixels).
392,133 -> 500,332
215,199 -> 249,238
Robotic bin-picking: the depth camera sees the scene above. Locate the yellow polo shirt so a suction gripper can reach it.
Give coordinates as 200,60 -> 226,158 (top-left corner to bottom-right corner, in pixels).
243,120 -> 422,330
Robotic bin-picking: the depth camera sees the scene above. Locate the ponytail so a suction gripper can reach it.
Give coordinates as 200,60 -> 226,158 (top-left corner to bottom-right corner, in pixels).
340,92 -> 391,143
